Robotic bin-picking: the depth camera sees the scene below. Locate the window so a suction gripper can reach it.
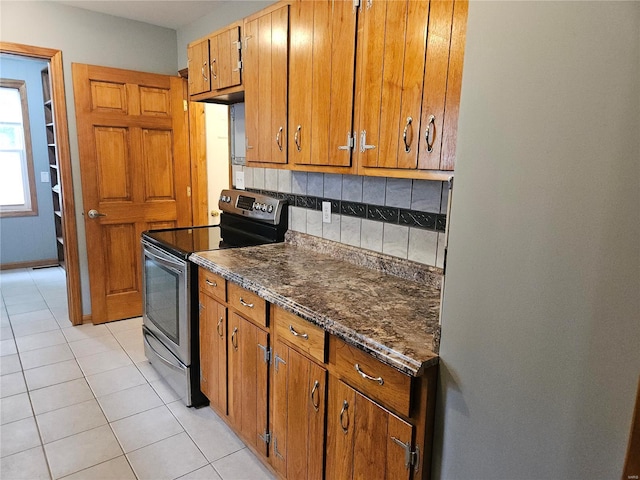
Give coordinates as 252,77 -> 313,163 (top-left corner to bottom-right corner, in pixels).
0,79 -> 37,217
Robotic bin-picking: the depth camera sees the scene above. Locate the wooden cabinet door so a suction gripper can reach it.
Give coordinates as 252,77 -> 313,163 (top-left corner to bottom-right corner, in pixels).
199,293 -> 227,415
210,26 -> 242,91
244,5 -> 289,164
418,0 -> 466,171
227,312 -> 269,456
326,377 -> 415,480
288,0 -> 357,167
188,38 -> 211,96
355,0 -> 430,171
271,340 -> 326,480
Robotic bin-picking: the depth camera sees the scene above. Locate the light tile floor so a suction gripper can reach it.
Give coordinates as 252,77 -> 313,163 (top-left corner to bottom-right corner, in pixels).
0,267 -> 275,480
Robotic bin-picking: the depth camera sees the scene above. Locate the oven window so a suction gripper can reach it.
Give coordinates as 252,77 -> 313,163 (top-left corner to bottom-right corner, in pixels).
144,257 -> 180,345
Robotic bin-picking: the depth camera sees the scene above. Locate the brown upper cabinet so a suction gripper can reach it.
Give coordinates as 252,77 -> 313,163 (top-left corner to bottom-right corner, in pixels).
244,4 -> 289,166
287,0 -> 358,170
188,0 -> 467,176
187,22 -> 243,103
355,0 -> 467,178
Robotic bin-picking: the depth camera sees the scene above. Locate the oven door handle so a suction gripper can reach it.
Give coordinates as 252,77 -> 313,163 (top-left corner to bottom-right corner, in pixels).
143,331 -> 186,372
143,245 -> 185,274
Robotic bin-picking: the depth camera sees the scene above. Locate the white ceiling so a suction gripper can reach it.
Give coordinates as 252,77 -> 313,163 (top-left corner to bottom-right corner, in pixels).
56,1 -> 224,30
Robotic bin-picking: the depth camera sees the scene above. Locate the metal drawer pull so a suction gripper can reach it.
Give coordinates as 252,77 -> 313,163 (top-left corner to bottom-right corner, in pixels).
288,325 -> 308,340
276,126 -> 283,151
216,317 -> 224,337
425,115 -> 436,153
310,380 -> 320,412
294,125 -> 302,152
340,400 -> 350,434
205,279 -> 217,287
239,298 -> 254,308
354,363 -> 384,385
231,327 -> 238,350
403,116 -> 413,153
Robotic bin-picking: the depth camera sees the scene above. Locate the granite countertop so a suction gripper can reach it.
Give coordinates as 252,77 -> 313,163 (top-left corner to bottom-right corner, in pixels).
190,239 -> 442,376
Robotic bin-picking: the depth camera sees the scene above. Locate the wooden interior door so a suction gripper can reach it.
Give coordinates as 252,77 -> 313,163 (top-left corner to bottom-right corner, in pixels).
288,0 -> 357,167
72,63 -> 192,324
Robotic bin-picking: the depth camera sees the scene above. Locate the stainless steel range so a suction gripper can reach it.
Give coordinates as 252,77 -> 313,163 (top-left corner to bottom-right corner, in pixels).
141,189 -> 287,407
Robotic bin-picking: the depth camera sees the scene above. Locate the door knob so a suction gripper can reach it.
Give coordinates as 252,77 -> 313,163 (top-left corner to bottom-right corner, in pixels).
87,209 -> 106,219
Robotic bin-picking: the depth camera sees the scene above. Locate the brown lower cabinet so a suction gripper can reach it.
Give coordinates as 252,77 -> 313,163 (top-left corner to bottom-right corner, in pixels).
198,270 -> 437,479
271,339 -> 326,480
227,311 -> 269,456
325,377 -> 414,480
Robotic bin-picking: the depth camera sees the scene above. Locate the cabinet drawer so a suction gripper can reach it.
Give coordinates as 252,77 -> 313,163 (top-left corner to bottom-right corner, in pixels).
199,269 -> 226,302
329,336 -> 412,417
228,283 -> 267,327
273,306 -> 326,363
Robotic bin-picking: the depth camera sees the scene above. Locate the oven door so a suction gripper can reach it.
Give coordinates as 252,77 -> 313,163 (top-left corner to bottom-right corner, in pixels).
141,241 -> 190,364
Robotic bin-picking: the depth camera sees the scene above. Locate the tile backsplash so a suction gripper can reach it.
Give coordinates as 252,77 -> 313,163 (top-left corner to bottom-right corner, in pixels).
234,167 -> 449,269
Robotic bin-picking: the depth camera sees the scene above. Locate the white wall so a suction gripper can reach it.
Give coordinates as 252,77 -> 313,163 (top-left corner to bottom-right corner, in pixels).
205,104 -> 230,225
435,2 -> 640,479
0,1 -> 178,314
176,1 -> 274,69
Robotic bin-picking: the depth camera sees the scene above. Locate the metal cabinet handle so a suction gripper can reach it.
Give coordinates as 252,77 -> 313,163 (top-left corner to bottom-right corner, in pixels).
201,61 -> 208,82
216,317 -> 224,337
403,116 -> 413,153
340,400 -> 350,434
310,380 -> 320,412
359,130 -> 376,153
211,58 -> 217,80
87,209 -> 106,219
239,298 -> 254,308
288,325 -> 308,340
276,126 -> 283,151
354,363 -> 384,385
425,115 -> 436,153
205,279 -> 217,288
231,327 -> 238,350
294,125 -> 302,152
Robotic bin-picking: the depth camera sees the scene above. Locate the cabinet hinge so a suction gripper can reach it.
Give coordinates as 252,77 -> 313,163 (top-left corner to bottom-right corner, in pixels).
391,437 -> 420,472
237,60 -> 243,71
233,39 -> 242,51
353,0 -> 360,11
259,431 -> 271,444
274,353 -> 286,372
183,99 -> 188,112
258,344 -> 271,364
187,186 -> 192,197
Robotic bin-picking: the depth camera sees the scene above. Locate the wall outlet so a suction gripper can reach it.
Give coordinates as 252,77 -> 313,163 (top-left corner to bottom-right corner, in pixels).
235,170 -> 245,189
40,171 -> 50,183
322,201 -> 331,223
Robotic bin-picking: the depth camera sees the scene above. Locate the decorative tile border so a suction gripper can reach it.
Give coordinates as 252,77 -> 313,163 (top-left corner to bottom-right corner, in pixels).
246,188 -> 446,232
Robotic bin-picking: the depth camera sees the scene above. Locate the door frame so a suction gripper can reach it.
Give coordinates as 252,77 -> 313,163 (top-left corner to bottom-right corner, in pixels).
0,41 -> 83,325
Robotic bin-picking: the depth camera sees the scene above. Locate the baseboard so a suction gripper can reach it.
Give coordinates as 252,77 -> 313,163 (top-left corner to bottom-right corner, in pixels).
0,259 -> 60,270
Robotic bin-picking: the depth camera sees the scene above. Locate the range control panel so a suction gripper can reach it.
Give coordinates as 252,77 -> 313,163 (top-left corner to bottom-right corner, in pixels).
218,189 -> 286,225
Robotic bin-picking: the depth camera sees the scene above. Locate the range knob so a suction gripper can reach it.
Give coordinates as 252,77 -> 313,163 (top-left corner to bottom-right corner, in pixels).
261,204 -> 267,212
267,205 -> 274,213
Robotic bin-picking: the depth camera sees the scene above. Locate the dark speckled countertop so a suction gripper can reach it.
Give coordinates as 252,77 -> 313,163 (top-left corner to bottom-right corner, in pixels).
190,236 -> 442,376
